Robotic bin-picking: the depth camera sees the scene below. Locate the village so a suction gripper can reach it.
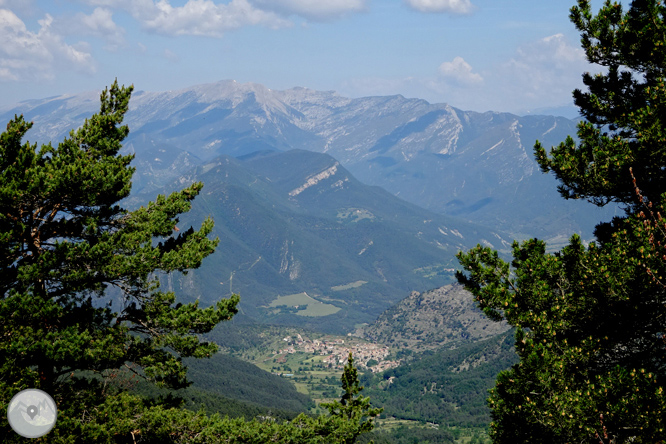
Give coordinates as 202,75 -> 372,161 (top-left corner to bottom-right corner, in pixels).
276,333 -> 400,373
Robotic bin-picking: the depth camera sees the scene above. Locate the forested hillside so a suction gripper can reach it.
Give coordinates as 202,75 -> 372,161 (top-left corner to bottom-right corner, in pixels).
125,149 -> 511,334
362,332 -> 516,428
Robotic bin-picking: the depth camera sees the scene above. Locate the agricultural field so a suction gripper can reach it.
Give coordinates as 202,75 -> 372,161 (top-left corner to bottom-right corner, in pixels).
267,292 -> 341,317
336,208 -> 375,223
331,280 -> 367,291
224,326 -> 395,406
412,263 -> 456,279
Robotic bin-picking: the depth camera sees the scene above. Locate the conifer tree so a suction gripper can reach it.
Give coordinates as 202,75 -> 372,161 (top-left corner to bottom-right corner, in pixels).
456,1 -> 666,443
0,81 -> 239,436
322,352 -> 383,444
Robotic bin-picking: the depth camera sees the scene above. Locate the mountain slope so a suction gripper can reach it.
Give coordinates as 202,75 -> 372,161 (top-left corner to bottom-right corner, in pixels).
358,284 -> 510,352
127,150 -> 510,333
2,80 -> 618,241
131,352 -> 314,420
184,353 -> 314,414
362,331 -> 517,428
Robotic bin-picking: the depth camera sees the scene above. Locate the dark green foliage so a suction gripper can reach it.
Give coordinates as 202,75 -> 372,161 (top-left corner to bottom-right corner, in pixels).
0,81 -> 239,438
457,2 -> 666,443
362,332 -> 517,428
365,426 -> 455,444
0,81 -> 238,396
179,387 -> 300,422
184,353 -> 314,413
536,0 -> 666,212
322,352 -> 383,444
126,352 -> 314,420
203,322 -> 267,351
3,386 -> 375,444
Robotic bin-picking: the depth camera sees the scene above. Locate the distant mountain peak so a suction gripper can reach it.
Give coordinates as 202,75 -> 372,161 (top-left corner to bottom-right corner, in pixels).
1,79 -> 616,241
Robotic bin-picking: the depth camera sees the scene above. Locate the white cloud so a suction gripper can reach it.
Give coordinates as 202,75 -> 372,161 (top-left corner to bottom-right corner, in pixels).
78,8 -> 124,43
249,0 -> 367,21
147,0 -> 290,36
163,48 -> 179,62
404,0 -> 475,14
82,0 -> 291,37
518,33 -> 585,68
340,34 -> 592,114
0,9 -> 95,81
438,56 -> 483,85
499,33 -> 588,105
0,0 -> 36,16
82,0 -> 366,32
54,7 -> 125,51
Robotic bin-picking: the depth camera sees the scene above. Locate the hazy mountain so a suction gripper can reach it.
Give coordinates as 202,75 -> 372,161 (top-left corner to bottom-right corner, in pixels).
129,149 -> 510,333
2,80 -> 619,243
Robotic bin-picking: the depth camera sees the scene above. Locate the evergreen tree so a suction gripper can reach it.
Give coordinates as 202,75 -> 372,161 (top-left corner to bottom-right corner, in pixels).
456,1 -> 666,443
0,81 -> 239,438
322,352 -> 383,444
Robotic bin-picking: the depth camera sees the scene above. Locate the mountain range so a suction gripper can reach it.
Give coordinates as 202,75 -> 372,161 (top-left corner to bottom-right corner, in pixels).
3,80 -> 619,244
3,80 -> 602,441
0,80 -> 623,332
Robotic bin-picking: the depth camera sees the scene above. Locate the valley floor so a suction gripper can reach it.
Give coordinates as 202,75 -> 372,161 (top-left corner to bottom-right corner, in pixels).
218,324 -> 507,444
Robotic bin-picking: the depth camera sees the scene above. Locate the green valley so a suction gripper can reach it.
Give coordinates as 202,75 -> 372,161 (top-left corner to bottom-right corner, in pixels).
267,292 -> 341,317
192,284 -> 515,443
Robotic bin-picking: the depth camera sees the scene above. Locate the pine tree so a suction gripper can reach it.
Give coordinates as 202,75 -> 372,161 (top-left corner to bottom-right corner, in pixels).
0,81 -> 239,437
456,1 -> 666,442
322,352 -> 383,444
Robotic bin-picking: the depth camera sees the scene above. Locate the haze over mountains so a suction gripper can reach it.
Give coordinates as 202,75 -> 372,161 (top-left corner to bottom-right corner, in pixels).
1,80 -> 623,332
4,80 -> 618,245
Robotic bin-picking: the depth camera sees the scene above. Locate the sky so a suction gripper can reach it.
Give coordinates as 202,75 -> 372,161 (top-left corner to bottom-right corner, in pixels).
0,0 -> 606,115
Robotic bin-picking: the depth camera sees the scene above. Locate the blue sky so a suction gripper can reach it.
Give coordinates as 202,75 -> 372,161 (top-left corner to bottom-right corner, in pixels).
0,0 -> 604,114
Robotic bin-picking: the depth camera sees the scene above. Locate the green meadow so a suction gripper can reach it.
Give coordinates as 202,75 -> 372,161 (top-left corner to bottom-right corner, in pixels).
269,292 -> 341,317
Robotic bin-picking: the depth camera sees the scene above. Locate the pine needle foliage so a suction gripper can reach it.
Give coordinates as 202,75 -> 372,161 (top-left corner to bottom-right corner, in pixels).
322,352 -> 383,444
0,81 -> 241,438
456,1 -> 666,443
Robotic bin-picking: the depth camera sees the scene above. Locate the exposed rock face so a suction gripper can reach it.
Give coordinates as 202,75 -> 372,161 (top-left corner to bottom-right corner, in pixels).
359,283 -> 510,351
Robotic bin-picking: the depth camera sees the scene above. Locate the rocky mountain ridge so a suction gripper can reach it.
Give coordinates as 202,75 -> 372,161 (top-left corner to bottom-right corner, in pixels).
2,79 -> 619,242
125,149 -> 510,333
